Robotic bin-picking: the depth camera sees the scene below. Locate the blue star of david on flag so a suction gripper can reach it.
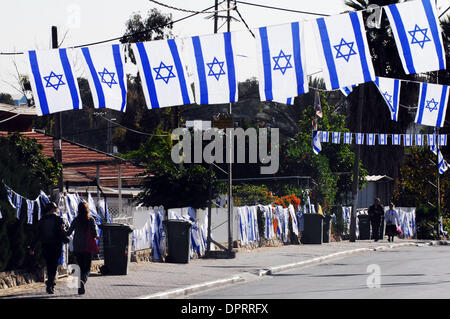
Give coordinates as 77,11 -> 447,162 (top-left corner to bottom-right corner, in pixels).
408,24 -> 431,49
98,68 -> 118,88
272,50 -> 293,75
206,57 -> 226,81
43,71 -> 65,91
425,98 -> 439,112
153,61 -> 176,84
334,38 -> 357,62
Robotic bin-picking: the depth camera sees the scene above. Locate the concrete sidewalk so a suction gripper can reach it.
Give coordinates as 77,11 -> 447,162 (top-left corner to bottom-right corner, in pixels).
0,239 -> 441,299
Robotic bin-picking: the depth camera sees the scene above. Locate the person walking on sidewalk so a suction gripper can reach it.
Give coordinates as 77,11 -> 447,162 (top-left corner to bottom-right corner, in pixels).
31,202 -> 67,294
368,198 -> 384,242
385,202 -> 400,242
66,201 -> 98,295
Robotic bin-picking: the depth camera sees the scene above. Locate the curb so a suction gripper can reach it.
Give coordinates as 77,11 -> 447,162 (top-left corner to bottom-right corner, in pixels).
136,275 -> 245,299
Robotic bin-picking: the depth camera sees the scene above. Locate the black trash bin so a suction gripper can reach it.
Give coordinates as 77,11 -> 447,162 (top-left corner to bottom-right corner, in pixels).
99,223 -> 133,275
323,215 -> 332,243
301,214 -> 325,244
163,219 -> 193,263
358,215 -> 371,240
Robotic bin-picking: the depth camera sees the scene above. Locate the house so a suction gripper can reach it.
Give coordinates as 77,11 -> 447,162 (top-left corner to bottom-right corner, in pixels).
0,104 -> 147,217
357,175 -> 394,208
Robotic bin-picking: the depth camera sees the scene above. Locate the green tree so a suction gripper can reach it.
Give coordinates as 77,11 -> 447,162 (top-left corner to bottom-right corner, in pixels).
0,133 -> 60,271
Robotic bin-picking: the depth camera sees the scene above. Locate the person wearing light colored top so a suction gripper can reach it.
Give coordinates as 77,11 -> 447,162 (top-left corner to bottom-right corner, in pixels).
385,202 -> 400,242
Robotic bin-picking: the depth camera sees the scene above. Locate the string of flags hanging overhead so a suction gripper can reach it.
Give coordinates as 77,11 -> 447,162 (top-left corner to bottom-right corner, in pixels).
16,0 -> 446,124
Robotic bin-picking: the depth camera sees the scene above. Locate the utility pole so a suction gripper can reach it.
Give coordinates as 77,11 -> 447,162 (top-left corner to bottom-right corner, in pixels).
226,0 -> 234,255
52,26 -> 64,197
437,127 -> 441,238
349,84 -> 365,242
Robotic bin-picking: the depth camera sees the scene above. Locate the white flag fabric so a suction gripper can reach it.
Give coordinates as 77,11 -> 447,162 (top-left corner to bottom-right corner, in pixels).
356,133 -> 364,145
392,134 -> 401,145
314,11 -> 375,90
81,44 -> 127,112
404,134 -> 413,146
343,132 -> 352,144
379,134 -> 387,145
340,84 -> 357,97
439,134 -> 447,146
255,22 -> 308,101
374,77 -> 401,121
415,134 -> 424,146
26,199 -> 34,225
384,0 -> 446,74
187,32 -> 238,105
27,48 -> 81,115
133,39 -> 194,109
414,83 -> 449,127
366,133 -> 375,145
272,97 -> 295,105
312,131 -> 322,154
428,134 -> 437,146
332,132 -> 341,144
320,131 -> 329,143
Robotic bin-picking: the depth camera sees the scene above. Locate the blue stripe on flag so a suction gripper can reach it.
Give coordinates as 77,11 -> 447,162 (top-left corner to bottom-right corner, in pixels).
136,42 -> 159,109
374,76 -> 379,87
417,83 -> 428,124
192,36 -> 208,104
59,49 -> 80,109
259,27 -> 273,101
81,47 -> 105,108
349,12 -> 372,83
317,18 -> 339,89
291,22 -> 306,95
168,39 -> 191,105
224,32 -> 237,103
287,97 -> 292,105
437,85 -> 448,127
422,0 -> 445,70
388,5 -> 416,74
28,51 -> 50,115
112,44 -> 127,112
393,79 -> 400,121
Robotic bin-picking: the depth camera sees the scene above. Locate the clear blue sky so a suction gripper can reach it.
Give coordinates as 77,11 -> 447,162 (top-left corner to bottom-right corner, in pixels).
0,0 -> 448,98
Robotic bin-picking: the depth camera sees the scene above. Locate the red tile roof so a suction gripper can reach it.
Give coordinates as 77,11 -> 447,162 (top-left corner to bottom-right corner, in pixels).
0,131 -> 146,188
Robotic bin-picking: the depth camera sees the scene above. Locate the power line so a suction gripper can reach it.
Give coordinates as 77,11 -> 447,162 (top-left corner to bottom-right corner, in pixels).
235,1 -> 330,17
0,3 -> 219,56
148,0 -> 231,14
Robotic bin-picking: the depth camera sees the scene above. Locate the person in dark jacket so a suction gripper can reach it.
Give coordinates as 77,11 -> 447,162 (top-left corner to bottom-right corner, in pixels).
66,201 -> 98,295
368,198 -> 385,242
32,201 -> 66,294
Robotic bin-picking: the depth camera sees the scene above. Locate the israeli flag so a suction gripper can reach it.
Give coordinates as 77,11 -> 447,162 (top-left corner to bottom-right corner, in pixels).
27,48 -> 81,115
356,133 -> 364,145
379,134 -> 387,145
312,131 -> 322,154
428,133 -> 437,146
255,21 -> 308,101
340,84 -> 357,97
385,0 -> 446,74
415,83 -> 449,127
343,132 -> 352,144
366,133 -> 375,146
415,134 -> 424,146
439,151 -> 449,174
392,134 -> 401,145
320,131 -> 329,143
439,134 -> 447,146
374,77 -> 401,121
14,193 -> 22,219
314,11 -> 375,90
332,132 -> 341,144
26,199 -> 34,224
81,44 -> 127,112
404,134 -> 413,146
186,32 -> 238,105
133,39 -> 194,109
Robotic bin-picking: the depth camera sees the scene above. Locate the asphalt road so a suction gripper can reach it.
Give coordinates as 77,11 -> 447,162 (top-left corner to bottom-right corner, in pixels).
187,245 -> 450,299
